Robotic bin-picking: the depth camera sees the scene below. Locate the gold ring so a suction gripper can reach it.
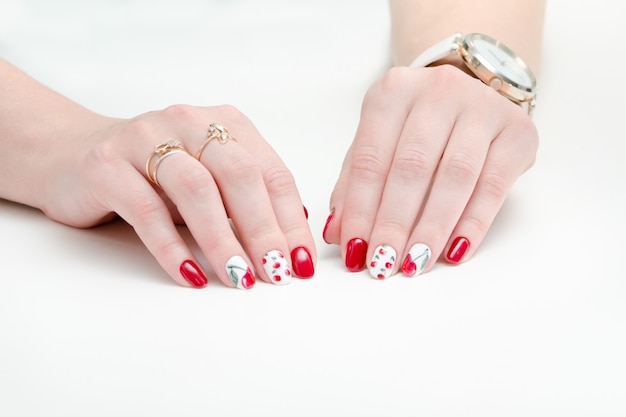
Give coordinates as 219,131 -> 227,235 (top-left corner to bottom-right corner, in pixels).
195,123 -> 237,159
145,139 -> 188,187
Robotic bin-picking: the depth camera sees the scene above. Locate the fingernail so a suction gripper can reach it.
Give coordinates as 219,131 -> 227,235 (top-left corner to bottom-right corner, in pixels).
225,255 -> 255,289
402,243 -> 431,277
346,238 -> 368,272
368,244 -> 396,280
447,237 -> 470,264
180,260 -> 208,288
263,250 -> 292,285
303,205 -> 309,220
291,246 -> 314,278
322,209 -> 335,244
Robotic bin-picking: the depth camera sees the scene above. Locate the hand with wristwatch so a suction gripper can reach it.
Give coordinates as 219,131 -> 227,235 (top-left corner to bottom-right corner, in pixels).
325,24 -> 542,279
409,32 -> 537,115
1,1 -> 544,287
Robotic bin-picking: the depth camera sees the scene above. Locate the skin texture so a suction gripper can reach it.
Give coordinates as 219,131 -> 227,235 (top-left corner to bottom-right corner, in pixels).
0,0 -> 547,285
0,60 -> 315,288
324,0 -> 546,277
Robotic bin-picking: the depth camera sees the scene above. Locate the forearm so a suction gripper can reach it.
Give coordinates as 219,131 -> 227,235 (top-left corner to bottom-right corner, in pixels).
0,59 -> 114,209
389,0 -> 546,73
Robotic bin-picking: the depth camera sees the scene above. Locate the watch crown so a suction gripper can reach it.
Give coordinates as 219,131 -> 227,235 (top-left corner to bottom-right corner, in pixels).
489,77 -> 503,91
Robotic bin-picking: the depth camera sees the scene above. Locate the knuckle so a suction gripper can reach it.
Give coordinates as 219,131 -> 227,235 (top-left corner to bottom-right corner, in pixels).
377,218 -> 411,236
161,103 -> 197,122
377,66 -> 413,92
263,165 -> 297,196
83,141 -> 125,186
434,64 -> 475,86
120,117 -> 158,142
462,212 -> 490,237
214,104 -> 250,128
246,223 -> 283,246
505,113 -> 540,171
220,153 -> 261,183
364,67 -> 412,105
480,170 -> 510,200
520,121 -> 540,169
202,228 -> 236,254
443,151 -> 480,181
151,237 -> 182,262
349,144 -> 388,180
174,166 -> 214,197
392,147 -> 433,180
130,192 -> 166,222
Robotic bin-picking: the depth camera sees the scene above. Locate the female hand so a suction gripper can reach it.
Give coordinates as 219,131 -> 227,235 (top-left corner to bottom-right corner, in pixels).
40,104 -> 316,288
323,65 -> 539,279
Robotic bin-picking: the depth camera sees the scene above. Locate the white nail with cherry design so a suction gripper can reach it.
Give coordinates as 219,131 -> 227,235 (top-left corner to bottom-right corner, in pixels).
263,250 -> 292,285
368,244 -> 397,280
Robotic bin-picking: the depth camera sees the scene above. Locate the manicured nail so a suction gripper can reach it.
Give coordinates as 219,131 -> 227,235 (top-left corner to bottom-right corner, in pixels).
180,260 -> 208,288
346,238 -> 368,272
322,209 -> 335,244
225,255 -> 255,289
263,250 -> 292,285
402,243 -> 431,277
303,205 -> 309,220
447,237 -> 470,264
291,246 -> 314,278
368,244 -> 396,280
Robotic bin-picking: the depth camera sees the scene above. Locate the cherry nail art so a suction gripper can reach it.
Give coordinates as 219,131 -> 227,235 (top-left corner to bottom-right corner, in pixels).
291,246 -> 314,278
180,260 -> 208,288
401,243 -> 431,277
322,209 -> 335,244
346,238 -> 368,272
368,244 -> 396,280
303,205 -> 309,220
225,256 -> 255,289
447,237 -> 470,264
263,250 -> 292,285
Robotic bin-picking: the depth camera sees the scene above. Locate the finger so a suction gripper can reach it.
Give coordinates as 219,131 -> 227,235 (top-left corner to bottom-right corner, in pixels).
195,118 -> 294,285
444,113 -> 539,264
97,162 -> 209,289
240,125 -> 317,279
363,74 -> 459,279
122,110 -> 257,289
156,149 -> 258,289
133,104 -> 295,287
337,67 -> 416,273
401,89 -> 504,275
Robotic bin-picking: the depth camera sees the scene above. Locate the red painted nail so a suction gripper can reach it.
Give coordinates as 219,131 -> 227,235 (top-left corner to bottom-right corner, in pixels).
291,246 -> 314,278
447,237 -> 470,264
303,205 -> 309,220
345,238 -> 368,272
180,260 -> 208,288
322,209 -> 335,244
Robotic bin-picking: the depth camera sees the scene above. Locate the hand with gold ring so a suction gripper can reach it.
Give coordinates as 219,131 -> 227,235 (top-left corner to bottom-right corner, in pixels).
0,59 -> 316,289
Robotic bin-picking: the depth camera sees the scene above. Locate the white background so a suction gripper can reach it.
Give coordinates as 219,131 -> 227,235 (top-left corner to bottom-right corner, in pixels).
1,1 -> 624,416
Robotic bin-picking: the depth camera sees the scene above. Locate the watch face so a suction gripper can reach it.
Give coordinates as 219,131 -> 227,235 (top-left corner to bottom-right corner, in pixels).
464,33 -> 536,92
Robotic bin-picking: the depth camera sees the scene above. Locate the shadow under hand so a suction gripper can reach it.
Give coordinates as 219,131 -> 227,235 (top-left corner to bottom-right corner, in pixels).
53,217 -> 172,287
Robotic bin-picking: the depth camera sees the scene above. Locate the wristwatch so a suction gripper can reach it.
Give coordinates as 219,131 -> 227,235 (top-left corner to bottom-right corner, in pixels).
409,32 -> 537,114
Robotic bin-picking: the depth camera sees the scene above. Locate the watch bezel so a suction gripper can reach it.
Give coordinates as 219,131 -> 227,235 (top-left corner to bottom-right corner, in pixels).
460,33 -> 537,103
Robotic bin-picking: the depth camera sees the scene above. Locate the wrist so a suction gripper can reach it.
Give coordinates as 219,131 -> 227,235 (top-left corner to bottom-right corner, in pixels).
409,32 -> 537,115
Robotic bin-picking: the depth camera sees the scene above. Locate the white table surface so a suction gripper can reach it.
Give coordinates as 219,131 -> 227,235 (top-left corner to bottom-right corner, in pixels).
1,1 -> 624,416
